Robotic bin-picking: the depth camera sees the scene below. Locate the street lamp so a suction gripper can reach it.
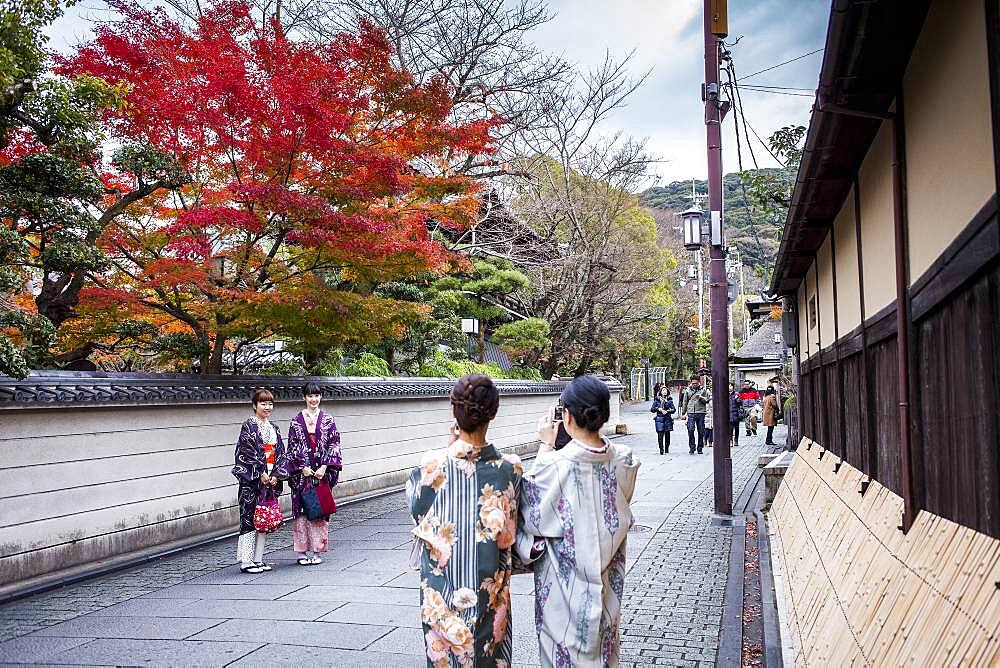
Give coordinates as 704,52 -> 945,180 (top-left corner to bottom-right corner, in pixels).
640,358 -> 651,401
461,318 -> 479,335
681,205 -> 705,250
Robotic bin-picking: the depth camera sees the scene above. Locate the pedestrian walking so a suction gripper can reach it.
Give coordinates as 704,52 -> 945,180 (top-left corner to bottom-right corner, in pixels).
739,380 -> 761,436
678,375 -> 711,454
518,375 -> 640,667
748,404 -> 762,434
762,387 -> 780,446
728,383 -> 742,447
650,386 -> 675,454
232,388 -> 289,574
407,374 -> 523,667
286,382 -> 342,566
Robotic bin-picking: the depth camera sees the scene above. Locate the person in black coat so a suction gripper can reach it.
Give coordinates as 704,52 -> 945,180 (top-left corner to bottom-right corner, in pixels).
650,385 -> 676,454
728,383 -> 742,447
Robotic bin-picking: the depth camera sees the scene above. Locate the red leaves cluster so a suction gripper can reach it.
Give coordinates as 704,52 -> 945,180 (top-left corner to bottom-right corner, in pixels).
61,0 -> 499,354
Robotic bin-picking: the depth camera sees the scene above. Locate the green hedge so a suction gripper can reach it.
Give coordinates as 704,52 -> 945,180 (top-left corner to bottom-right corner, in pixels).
417,351 -> 542,380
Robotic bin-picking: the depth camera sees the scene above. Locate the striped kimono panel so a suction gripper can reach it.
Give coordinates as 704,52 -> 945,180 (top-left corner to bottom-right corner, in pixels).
406,442 -> 523,668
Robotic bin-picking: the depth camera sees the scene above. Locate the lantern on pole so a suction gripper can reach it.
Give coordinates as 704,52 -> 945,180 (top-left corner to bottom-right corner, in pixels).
681,205 -> 705,250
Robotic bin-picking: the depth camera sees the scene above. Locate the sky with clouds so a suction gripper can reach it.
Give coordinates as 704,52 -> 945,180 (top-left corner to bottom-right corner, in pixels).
530,0 -> 830,184
47,0 -> 831,186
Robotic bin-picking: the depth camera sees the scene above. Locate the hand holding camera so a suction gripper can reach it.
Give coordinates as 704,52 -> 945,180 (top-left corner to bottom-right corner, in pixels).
537,412 -> 558,451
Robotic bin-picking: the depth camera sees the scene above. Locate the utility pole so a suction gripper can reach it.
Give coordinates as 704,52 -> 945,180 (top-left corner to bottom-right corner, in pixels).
705,0 -> 732,515
697,249 -> 705,334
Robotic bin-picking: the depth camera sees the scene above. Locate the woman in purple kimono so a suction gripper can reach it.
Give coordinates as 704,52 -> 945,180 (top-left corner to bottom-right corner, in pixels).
232,388 -> 289,574
286,382 -> 342,565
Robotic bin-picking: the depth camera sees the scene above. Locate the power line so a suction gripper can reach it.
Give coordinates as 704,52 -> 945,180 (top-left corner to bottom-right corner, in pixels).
740,87 -> 815,98
728,63 -> 762,169
726,61 -> 785,165
737,48 -> 823,82
741,114 -> 784,165
722,62 -> 772,267
739,84 -> 814,91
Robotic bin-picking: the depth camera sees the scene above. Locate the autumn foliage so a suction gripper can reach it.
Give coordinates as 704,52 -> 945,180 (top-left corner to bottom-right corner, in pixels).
60,1 -> 496,373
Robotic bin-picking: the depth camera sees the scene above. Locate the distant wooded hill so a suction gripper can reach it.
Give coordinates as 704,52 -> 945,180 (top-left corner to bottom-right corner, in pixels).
640,169 -> 787,281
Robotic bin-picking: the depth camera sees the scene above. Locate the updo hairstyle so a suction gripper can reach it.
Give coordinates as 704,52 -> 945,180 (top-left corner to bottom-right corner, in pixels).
303,382 -> 322,397
561,375 -> 610,432
450,374 -> 500,432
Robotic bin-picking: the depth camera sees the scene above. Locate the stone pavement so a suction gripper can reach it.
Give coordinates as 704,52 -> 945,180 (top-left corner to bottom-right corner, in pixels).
0,403 -> 780,667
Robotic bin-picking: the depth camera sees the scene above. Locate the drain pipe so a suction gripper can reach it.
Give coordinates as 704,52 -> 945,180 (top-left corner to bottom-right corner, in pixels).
817,99 -> 918,531
888,100 -> 917,532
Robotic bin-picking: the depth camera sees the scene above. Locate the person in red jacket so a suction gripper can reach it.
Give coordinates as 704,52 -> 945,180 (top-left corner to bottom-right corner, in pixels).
738,380 -> 761,436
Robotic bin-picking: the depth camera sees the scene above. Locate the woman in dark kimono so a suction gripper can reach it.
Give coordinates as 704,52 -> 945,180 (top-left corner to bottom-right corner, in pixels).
232,388 -> 289,574
286,382 -> 342,565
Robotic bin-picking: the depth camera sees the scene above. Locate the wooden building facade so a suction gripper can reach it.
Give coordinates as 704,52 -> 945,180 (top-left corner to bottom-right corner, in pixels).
767,0 -> 1000,662
772,0 -> 1000,539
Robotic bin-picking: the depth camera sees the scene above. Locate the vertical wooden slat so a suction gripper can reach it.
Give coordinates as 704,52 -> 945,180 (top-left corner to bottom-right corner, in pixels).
854,179 -> 879,482
914,265 -> 1000,537
878,337 -> 902,496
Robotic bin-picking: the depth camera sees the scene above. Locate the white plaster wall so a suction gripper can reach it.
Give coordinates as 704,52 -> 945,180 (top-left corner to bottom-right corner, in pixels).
833,188 -> 862,334
903,0 -> 995,281
817,236 -> 836,346
858,120 -> 897,318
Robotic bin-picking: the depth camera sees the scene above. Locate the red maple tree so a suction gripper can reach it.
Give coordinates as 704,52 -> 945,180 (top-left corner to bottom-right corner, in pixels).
62,0 -> 496,373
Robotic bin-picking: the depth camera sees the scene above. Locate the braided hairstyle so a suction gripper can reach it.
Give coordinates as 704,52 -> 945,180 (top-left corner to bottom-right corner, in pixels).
450,374 -> 500,432
561,375 -> 611,432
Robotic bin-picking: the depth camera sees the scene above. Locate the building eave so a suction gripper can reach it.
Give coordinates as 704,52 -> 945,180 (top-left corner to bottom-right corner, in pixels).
769,0 -> 932,296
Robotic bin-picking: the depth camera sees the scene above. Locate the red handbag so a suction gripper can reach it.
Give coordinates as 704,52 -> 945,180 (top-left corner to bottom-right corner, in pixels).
253,487 -> 283,533
314,480 -> 337,516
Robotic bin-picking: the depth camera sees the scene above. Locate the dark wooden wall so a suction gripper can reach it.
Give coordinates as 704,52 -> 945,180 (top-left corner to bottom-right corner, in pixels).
797,196 -> 1000,538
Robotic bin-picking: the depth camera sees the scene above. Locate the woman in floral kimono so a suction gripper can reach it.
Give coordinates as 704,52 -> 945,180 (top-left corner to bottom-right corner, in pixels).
232,388 -> 289,574
406,374 -> 523,668
517,375 -> 640,667
286,382 -> 342,565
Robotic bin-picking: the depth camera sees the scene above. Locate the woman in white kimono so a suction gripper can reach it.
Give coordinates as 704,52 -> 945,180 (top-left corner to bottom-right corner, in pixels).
517,375 -> 640,668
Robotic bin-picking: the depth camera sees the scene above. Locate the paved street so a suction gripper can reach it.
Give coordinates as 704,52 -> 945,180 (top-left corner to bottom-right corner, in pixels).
0,404 -> 779,667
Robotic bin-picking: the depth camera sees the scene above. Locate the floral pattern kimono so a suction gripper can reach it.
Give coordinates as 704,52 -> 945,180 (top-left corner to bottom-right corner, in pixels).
516,439 -> 640,668
232,418 -> 290,535
286,410 -> 343,518
406,440 -> 523,668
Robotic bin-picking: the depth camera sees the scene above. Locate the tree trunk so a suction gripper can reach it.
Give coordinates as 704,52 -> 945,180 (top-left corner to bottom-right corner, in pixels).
477,322 -> 485,363
303,347 -> 321,371
36,271 -> 85,330
204,334 -> 226,376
